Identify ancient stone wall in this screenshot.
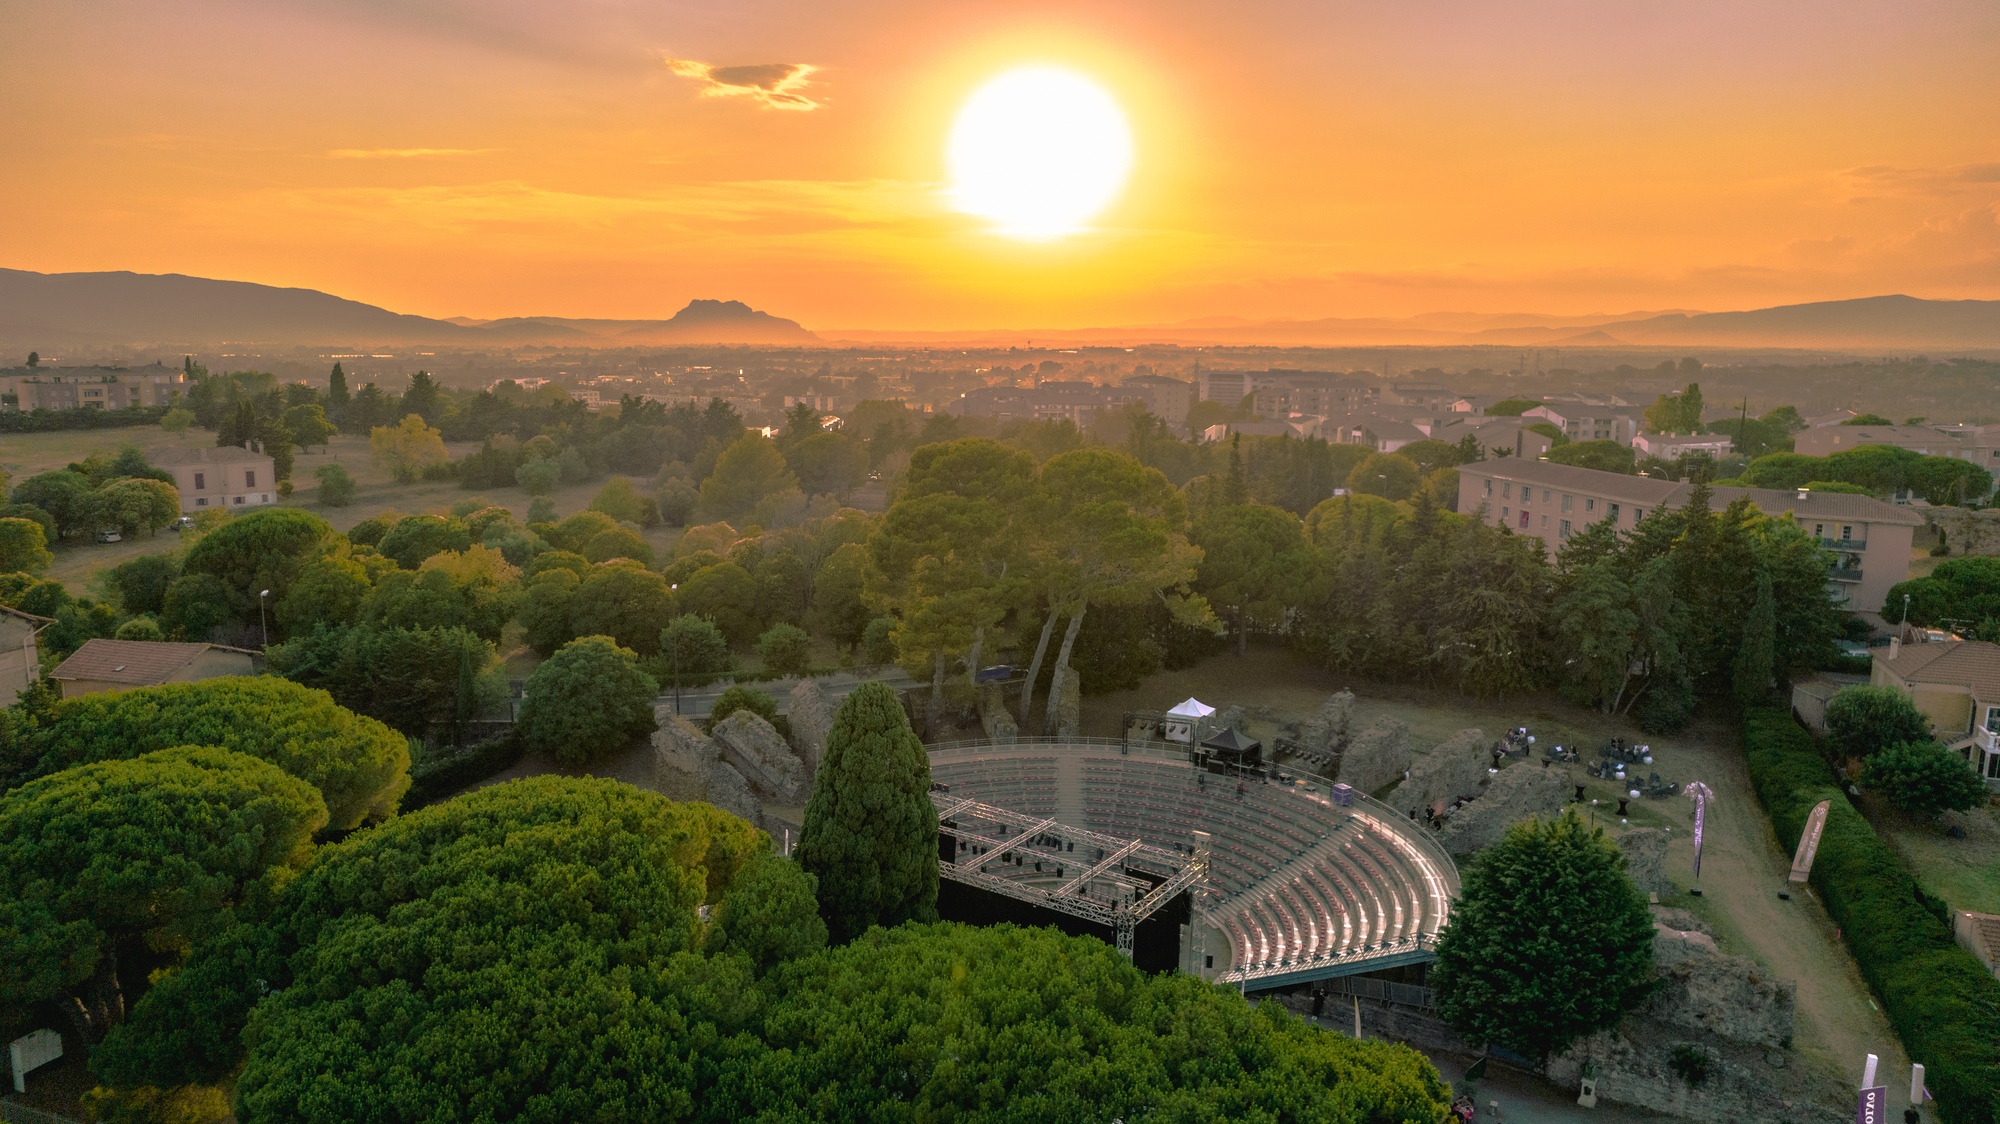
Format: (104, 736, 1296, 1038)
(1300, 690, 1357, 757)
(652, 708, 764, 828)
(980, 681, 1018, 742)
(1437, 764, 1570, 856)
(712, 710, 808, 803)
(786, 679, 834, 778)
(1391, 728, 1488, 817)
(1338, 717, 1412, 795)
(1619, 827, 1672, 896)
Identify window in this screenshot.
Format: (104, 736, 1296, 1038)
(1483, 478, 1492, 495)
(1561, 493, 1573, 513)
(196, 498, 207, 507)
(1543, 490, 1552, 502)
(193, 472, 205, 490)
(1814, 523, 1824, 538)
(1518, 510, 1530, 529)
(1586, 498, 1596, 512)
(1503, 482, 1513, 499)
(234, 496, 245, 505)
(1840, 525, 1853, 541)
(1560, 519, 1572, 539)
(1501, 506, 1510, 522)
(1635, 508, 1645, 521)
(1521, 489, 1530, 507)
(245, 470, 257, 488)
(1985, 706, 2000, 734)
(1541, 515, 1549, 528)
(1607, 502, 1621, 523)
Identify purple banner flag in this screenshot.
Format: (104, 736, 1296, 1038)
(1685, 782, 1714, 879)
(1856, 1086, 1886, 1124)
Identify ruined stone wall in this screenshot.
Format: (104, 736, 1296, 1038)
(653, 708, 764, 828)
(1337, 717, 1412, 795)
(1437, 764, 1571, 856)
(712, 710, 807, 803)
(1391, 728, 1489, 817)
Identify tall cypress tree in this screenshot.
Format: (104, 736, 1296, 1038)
(328, 362, 349, 408)
(1733, 567, 1777, 705)
(795, 681, 938, 943)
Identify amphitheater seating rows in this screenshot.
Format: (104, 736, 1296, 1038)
(930, 744, 1456, 980)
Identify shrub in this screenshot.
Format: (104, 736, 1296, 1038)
(757, 622, 813, 677)
(1824, 685, 1934, 759)
(861, 615, 899, 665)
(709, 685, 778, 730)
(1, 676, 411, 830)
(1862, 741, 1987, 817)
(401, 731, 525, 809)
(656, 614, 731, 691)
(1743, 708, 2000, 1122)
(517, 636, 659, 766)
(314, 463, 356, 507)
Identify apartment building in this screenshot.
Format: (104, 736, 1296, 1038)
(1119, 374, 1194, 427)
(1249, 372, 1372, 420)
(1870, 637, 2000, 790)
(148, 445, 278, 513)
(1793, 423, 1998, 465)
(1633, 432, 1735, 460)
(1457, 458, 1920, 611)
(949, 381, 1149, 426)
(0, 362, 183, 412)
(1382, 380, 1454, 410)
(1524, 403, 1643, 446)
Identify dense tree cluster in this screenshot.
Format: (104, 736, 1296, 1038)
(0, 675, 410, 830)
(1822, 685, 1985, 816)
(80, 774, 1445, 1123)
(7, 444, 180, 542)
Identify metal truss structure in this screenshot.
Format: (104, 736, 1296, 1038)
(934, 794, 1209, 958)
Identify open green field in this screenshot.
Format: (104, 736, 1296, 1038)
(1863, 794, 2000, 916)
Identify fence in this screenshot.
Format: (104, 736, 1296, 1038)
(1322, 974, 1436, 1010)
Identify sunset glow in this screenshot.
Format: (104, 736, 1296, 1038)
(947, 67, 1134, 240)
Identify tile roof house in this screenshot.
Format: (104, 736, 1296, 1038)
(50, 638, 258, 698)
(146, 445, 277, 513)
(1871, 637, 2000, 790)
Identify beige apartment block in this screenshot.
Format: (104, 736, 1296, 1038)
(1457, 459, 1921, 613)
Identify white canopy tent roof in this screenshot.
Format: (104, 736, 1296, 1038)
(1165, 698, 1216, 719)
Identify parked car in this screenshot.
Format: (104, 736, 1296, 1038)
(94, 529, 122, 543)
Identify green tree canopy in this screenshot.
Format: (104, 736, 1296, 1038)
(93, 477, 182, 537)
(657, 614, 731, 690)
(795, 681, 938, 943)
(588, 476, 655, 526)
(700, 433, 798, 520)
(0, 746, 326, 1025)
(178, 509, 344, 634)
(676, 562, 761, 647)
(1347, 452, 1420, 501)
(567, 562, 675, 655)
(1863, 740, 1988, 817)
(757, 622, 813, 676)
(313, 463, 356, 507)
(376, 514, 472, 570)
(1432, 812, 1655, 1059)
(1194, 503, 1314, 654)
(1, 677, 410, 830)
(97, 778, 776, 1111)
(267, 622, 499, 743)
(0, 517, 53, 574)
(1825, 685, 1934, 759)
(786, 431, 869, 498)
(718, 922, 1451, 1122)
(518, 636, 659, 765)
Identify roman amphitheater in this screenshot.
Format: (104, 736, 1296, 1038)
(925, 735, 1459, 988)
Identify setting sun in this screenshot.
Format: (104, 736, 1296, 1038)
(947, 66, 1134, 241)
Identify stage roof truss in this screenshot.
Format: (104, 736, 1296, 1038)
(935, 798, 1207, 953)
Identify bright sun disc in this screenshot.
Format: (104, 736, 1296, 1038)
(948, 67, 1133, 240)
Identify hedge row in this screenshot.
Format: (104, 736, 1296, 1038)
(0, 405, 168, 433)
(1743, 708, 2000, 1123)
(401, 731, 524, 810)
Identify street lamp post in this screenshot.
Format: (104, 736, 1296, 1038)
(259, 589, 271, 647)
(670, 583, 680, 714)
(1903, 593, 1912, 626)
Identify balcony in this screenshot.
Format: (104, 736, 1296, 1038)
(1819, 537, 1866, 550)
(1829, 566, 1865, 583)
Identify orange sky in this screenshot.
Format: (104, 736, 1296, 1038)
(4, 0, 1999, 329)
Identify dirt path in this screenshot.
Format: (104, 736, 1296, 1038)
(1660, 720, 1907, 1089)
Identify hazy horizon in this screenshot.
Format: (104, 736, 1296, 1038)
(5, 0, 1998, 330)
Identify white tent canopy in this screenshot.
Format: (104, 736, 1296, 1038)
(1165, 698, 1216, 719)
(1161, 698, 1216, 743)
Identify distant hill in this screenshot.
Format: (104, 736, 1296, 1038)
(1592, 296, 2000, 350)
(0, 269, 816, 347)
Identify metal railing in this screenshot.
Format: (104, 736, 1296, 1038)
(1322, 974, 1436, 1009)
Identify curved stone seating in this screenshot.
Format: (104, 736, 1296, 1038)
(928, 739, 1458, 984)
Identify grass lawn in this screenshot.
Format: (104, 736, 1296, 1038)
(1861, 792, 2000, 916)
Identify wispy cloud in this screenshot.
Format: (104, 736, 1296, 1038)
(327, 147, 494, 159)
(664, 57, 821, 110)
(1837, 162, 2000, 199)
